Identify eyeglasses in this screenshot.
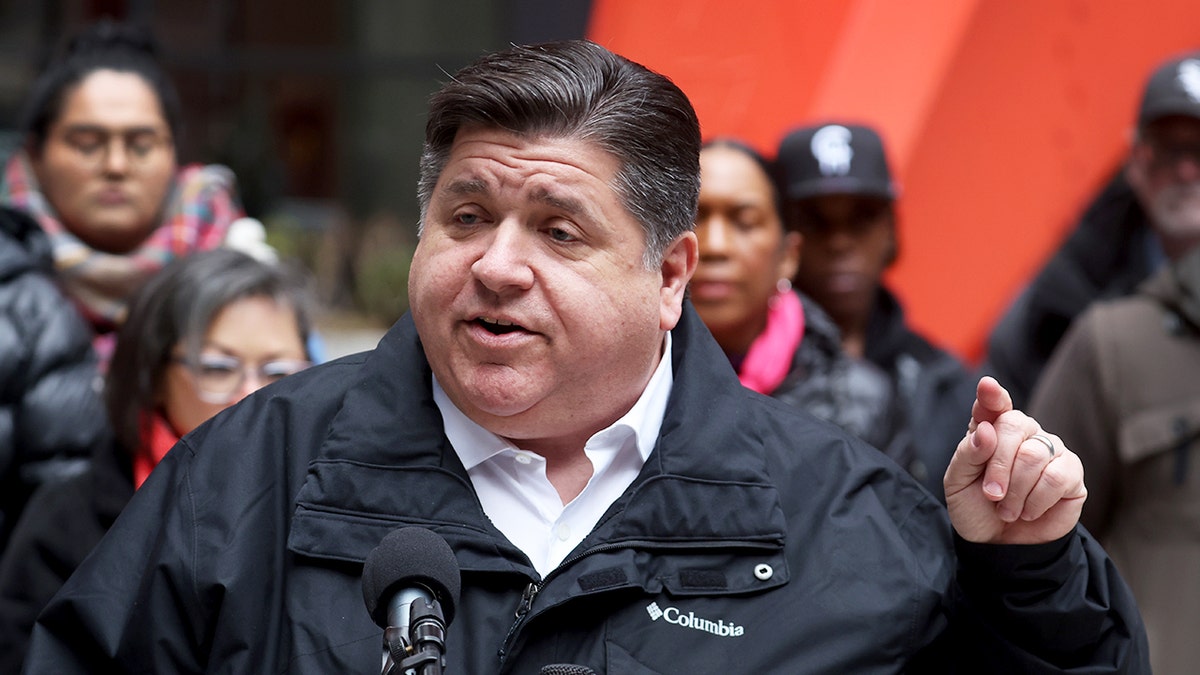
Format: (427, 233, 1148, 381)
(173, 354, 311, 404)
(57, 126, 173, 171)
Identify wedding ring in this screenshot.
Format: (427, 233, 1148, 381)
(1029, 433, 1056, 458)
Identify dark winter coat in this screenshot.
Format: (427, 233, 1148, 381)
(774, 292, 907, 470)
(0, 437, 131, 672)
(26, 306, 1148, 673)
(865, 286, 977, 497)
(0, 206, 108, 551)
(1030, 245, 1200, 675)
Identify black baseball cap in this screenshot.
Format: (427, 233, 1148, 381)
(1138, 51, 1200, 128)
(775, 122, 897, 201)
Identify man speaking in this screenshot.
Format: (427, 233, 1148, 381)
(25, 40, 1147, 673)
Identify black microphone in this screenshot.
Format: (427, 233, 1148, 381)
(539, 665, 597, 675)
(363, 527, 462, 675)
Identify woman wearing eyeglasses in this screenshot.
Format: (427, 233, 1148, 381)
(1, 20, 252, 357)
(0, 19, 266, 558)
(0, 249, 313, 671)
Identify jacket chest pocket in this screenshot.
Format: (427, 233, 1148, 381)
(588, 587, 912, 674)
(508, 546, 790, 673)
(601, 597, 761, 673)
(1119, 403, 1200, 505)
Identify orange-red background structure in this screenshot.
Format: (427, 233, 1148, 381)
(587, 0, 1200, 364)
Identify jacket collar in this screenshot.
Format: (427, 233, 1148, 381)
(0, 206, 52, 279)
(794, 290, 842, 359)
(287, 302, 787, 577)
(864, 285, 910, 365)
(1143, 245, 1200, 331)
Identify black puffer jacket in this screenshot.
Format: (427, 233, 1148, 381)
(0, 435, 131, 672)
(865, 286, 978, 498)
(773, 292, 907, 470)
(0, 206, 108, 550)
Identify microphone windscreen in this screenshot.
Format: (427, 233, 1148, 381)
(539, 665, 597, 675)
(361, 527, 462, 627)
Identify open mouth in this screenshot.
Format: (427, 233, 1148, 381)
(475, 317, 525, 335)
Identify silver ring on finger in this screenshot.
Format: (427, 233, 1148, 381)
(1029, 433, 1056, 458)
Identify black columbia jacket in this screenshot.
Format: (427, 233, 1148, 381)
(26, 306, 1148, 673)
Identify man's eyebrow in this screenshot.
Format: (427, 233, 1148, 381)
(443, 180, 598, 220)
(530, 185, 591, 219)
(444, 178, 489, 196)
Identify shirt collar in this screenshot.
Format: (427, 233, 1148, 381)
(435, 331, 673, 470)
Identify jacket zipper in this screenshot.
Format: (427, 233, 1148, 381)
(495, 541, 630, 667)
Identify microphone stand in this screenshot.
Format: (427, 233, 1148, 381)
(382, 598, 449, 675)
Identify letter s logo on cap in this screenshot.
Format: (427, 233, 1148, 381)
(812, 125, 853, 177)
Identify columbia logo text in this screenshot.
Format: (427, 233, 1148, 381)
(644, 602, 745, 637)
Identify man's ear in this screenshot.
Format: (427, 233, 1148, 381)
(659, 231, 698, 331)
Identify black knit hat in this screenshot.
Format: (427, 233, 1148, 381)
(776, 122, 897, 201)
(1138, 51, 1200, 128)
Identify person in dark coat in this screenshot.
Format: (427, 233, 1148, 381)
(692, 139, 905, 465)
(982, 49, 1200, 408)
(0, 205, 108, 551)
(0, 248, 313, 672)
(1029, 233, 1200, 675)
(1, 20, 252, 363)
(774, 121, 977, 496)
(24, 40, 1147, 674)
(0, 19, 261, 553)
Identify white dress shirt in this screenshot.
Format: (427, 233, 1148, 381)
(434, 333, 673, 577)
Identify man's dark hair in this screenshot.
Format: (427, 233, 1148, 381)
(19, 18, 183, 155)
(418, 40, 701, 267)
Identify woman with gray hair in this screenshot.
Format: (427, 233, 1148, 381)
(0, 18, 270, 560)
(0, 248, 313, 672)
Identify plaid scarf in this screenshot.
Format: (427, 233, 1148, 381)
(1, 151, 242, 355)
